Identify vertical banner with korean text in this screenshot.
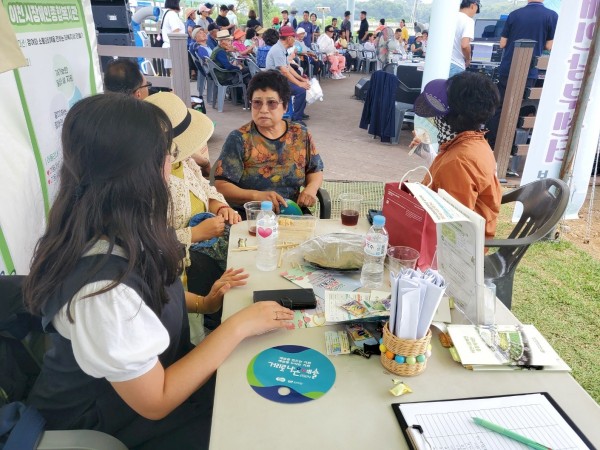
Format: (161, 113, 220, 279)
(0, 0, 102, 274)
(519, 0, 600, 219)
(413, 0, 460, 159)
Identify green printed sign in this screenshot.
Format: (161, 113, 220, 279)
(4, 0, 98, 213)
(0, 226, 16, 275)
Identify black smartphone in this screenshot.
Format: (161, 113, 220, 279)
(253, 288, 317, 310)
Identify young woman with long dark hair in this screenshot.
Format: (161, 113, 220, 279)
(24, 93, 293, 449)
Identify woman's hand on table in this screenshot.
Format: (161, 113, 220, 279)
(203, 268, 249, 313)
(297, 190, 317, 207)
(217, 206, 242, 225)
(253, 191, 287, 213)
(192, 216, 225, 241)
(228, 301, 294, 337)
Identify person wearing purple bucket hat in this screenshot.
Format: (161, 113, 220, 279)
(414, 71, 503, 240)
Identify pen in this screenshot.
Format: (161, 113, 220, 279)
(472, 417, 552, 450)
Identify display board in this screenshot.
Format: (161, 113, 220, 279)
(0, 0, 102, 274)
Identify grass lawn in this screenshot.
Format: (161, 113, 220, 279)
(496, 206, 600, 403)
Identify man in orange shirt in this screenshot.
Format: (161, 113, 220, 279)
(414, 72, 502, 239)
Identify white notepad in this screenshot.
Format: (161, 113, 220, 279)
(393, 393, 592, 449)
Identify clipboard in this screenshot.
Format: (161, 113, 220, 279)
(391, 392, 596, 450)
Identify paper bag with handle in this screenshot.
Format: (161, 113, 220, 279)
(381, 167, 437, 271)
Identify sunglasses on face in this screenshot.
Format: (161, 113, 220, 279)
(251, 99, 283, 110)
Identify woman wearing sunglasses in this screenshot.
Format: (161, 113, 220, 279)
(214, 70, 324, 215)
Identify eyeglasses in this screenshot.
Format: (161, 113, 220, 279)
(135, 81, 152, 91)
(251, 99, 283, 110)
(170, 144, 180, 161)
(326, 30, 333, 33)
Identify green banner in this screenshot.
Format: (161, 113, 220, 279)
(0, 226, 16, 275)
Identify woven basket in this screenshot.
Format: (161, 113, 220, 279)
(380, 323, 432, 376)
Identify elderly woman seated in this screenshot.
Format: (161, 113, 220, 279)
(214, 70, 324, 215)
(414, 71, 502, 239)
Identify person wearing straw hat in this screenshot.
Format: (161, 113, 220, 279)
(412, 71, 502, 239)
(25, 93, 294, 450)
(146, 92, 243, 338)
(185, 8, 198, 80)
(254, 25, 266, 46)
(210, 30, 250, 85)
(185, 7, 197, 39)
(410, 32, 425, 58)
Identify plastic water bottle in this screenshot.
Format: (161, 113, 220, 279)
(360, 215, 389, 289)
(408, 51, 413, 61)
(255, 201, 279, 271)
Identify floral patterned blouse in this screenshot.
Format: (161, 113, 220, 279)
(214, 120, 324, 205)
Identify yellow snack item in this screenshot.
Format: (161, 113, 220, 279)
(390, 382, 413, 397)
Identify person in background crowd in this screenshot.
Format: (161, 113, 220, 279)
(289, 9, 298, 29)
(310, 13, 321, 43)
(146, 92, 244, 339)
(196, 4, 211, 30)
(210, 30, 250, 85)
(207, 23, 219, 49)
(280, 9, 291, 27)
(358, 11, 369, 43)
(255, 26, 266, 46)
(265, 26, 310, 125)
(413, 72, 501, 240)
(399, 19, 409, 42)
(232, 28, 254, 57)
(25, 93, 294, 450)
(204, 2, 215, 24)
(393, 28, 407, 55)
(103, 58, 152, 100)
(297, 11, 314, 47)
(272, 16, 281, 31)
(410, 32, 425, 57)
(486, 0, 558, 164)
(226, 4, 238, 29)
(257, 28, 278, 68)
(317, 25, 346, 79)
(185, 8, 197, 40)
(294, 27, 323, 77)
(185, 8, 198, 80)
(214, 70, 324, 215)
(247, 9, 261, 28)
(341, 10, 352, 43)
(450, 0, 480, 76)
(161, 0, 185, 75)
(421, 30, 429, 55)
(363, 33, 376, 52)
(375, 18, 386, 35)
(244, 27, 259, 55)
(216, 4, 233, 31)
(190, 27, 212, 59)
(331, 17, 340, 41)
